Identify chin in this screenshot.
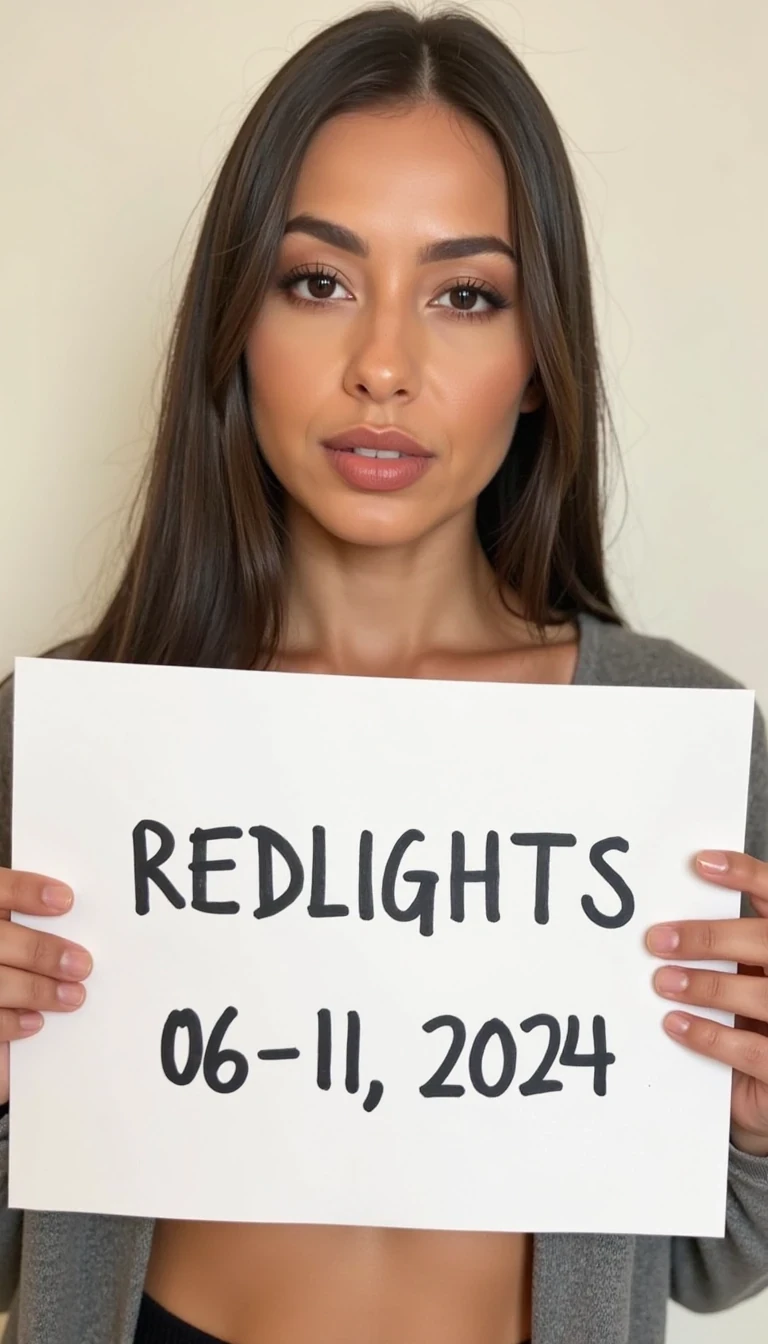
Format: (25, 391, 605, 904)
(313, 498, 439, 549)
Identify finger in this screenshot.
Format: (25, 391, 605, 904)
(695, 851, 768, 905)
(663, 1011, 768, 1085)
(0, 870, 73, 920)
(654, 964, 768, 1023)
(0, 966, 86, 1012)
(0, 1009, 45, 1040)
(0, 922, 92, 982)
(647, 917, 768, 966)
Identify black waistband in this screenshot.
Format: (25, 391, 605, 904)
(133, 1294, 226, 1344)
(134, 1291, 532, 1344)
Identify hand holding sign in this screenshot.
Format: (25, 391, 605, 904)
(8, 661, 759, 1234)
(6, 851, 768, 1156)
(0, 871, 90, 1104)
(649, 850, 768, 1157)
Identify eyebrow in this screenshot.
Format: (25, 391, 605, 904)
(283, 212, 517, 265)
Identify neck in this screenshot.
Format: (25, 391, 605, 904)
(279, 501, 535, 677)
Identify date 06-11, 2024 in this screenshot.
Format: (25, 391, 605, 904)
(160, 1007, 616, 1113)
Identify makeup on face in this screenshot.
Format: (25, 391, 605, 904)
(320, 423, 436, 493)
(245, 104, 538, 546)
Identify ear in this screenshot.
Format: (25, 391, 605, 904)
(519, 370, 545, 414)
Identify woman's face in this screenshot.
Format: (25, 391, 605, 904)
(245, 100, 541, 548)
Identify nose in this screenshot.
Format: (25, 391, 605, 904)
(341, 297, 421, 405)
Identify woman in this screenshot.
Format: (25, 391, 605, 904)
(0, 5, 766, 1342)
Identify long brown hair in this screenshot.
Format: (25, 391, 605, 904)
(80, 1, 622, 670)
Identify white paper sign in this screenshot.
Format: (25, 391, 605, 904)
(9, 657, 754, 1235)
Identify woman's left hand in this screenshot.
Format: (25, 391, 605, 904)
(647, 850, 768, 1157)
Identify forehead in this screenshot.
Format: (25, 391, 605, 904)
(287, 102, 512, 246)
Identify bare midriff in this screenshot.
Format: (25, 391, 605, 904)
(143, 1222, 534, 1344)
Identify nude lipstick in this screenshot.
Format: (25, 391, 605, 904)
(321, 424, 436, 492)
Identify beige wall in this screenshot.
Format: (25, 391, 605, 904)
(1, 2, 766, 1338)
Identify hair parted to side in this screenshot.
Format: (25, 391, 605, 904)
(80, 1, 622, 671)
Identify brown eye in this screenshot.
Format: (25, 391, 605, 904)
(277, 264, 351, 306)
(433, 281, 507, 318)
(303, 274, 340, 301)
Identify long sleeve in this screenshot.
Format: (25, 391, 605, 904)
(0, 670, 23, 1309)
(670, 700, 768, 1310)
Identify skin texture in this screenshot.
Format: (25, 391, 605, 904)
(3, 100, 768, 1344)
(242, 99, 574, 689)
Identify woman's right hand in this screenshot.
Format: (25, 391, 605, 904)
(0, 868, 92, 1106)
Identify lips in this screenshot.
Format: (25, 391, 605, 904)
(320, 425, 434, 458)
(320, 424, 436, 493)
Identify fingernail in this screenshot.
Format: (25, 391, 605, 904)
(655, 967, 690, 996)
(696, 851, 729, 873)
(56, 982, 85, 1006)
(647, 925, 680, 954)
(41, 885, 73, 911)
(19, 1012, 43, 1034)
(59, 948, 92, 979)
(665, 1011, 691, 1037)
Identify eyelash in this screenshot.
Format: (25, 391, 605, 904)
(276, 262, 511, 323)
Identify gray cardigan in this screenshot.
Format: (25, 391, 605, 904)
(0, 611, 767, 1344)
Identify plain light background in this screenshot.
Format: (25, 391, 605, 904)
(1, 0, 766, 1338)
